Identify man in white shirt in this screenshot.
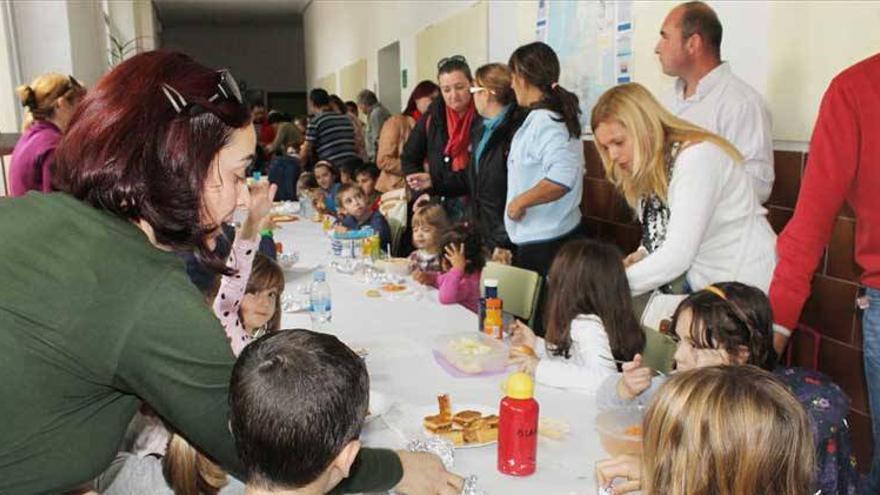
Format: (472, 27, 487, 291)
(656, 1, 774, 203)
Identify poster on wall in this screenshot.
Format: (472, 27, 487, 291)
(538, 0, 634, 136)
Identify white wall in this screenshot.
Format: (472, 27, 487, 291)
(12, 0, 74, 83)
(161, 22, 306, 92)
(303, 0, 480, 111)
(0, 4, 21, 132)
(67, 0, 108, 87)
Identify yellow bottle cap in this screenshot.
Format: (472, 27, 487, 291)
(505, 371, 534, 400)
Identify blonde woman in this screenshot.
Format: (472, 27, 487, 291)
(591, 82, 776, 296)
(597, 365, 815, 495)
(10, 73, 85, 196)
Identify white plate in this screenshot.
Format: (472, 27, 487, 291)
(365, 390, 392, 424)
(417, 402, 498, 449)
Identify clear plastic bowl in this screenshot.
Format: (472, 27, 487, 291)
(379, 258, 411, 278)
(595, 405, 646, 456)
(433, 332, 508, 375)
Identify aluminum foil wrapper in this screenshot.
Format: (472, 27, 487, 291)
(404, 438, 487, 495)
(406, 437, 454, 470)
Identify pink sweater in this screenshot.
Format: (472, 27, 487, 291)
(212, 235, 259, 356)
(433, 268, 481, 313)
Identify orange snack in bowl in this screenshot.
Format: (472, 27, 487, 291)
(623, 425, 643, 437)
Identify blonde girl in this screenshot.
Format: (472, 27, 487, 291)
(10, 73, 86, 195)
(591, 82, 776, 297)
(409, 201, 451, 278)
(597, 365, 815, 495)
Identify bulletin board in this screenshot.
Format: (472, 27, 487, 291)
(315, 72, 337, 94)
(415, 1, 488, 83)
(339, 58, 367, 102)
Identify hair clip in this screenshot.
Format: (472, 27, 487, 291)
(161, 83, 188, 114)
(22, 86, 37, 109)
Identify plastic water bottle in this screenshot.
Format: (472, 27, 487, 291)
(299, 193, 312, 217)
(309, 271, 332, 330)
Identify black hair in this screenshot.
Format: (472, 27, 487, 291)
(355, 162, 380, 180)
(679, 1, 723, 58)
(437, 58, 473, 82)
(344, 101, 358, 115)
(334, 156, 364, 180)
(356, 89, 378, 107)
(508, 42, 582, 139)
(328, 94, 346, 114)
(309, 88, 330, 107)
(267, 110, 286, 125)
(229, 330, 368, 489)
(543, 239, 644, 363)
(670, 283, 775, 370)
(439, 223, 486, 275)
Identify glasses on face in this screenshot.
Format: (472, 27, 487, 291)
(161, 69, 243, 114)
(437, 54, 467, 71)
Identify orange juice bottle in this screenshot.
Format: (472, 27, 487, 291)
(484, 299, 503, 339)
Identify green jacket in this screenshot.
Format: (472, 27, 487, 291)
(0, 193, 401, 494)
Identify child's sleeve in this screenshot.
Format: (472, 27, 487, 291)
(212, 233, 259, 357)
(436, 268, 465, 305)
(372, 212, 392, 249)
(534, 316, 618, 394)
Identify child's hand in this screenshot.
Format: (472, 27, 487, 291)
(412, 269, 433, 286)
(508, 352, 538, 376)
(596, 454, 643, 494)
(491, 248, 513, 265)
(444, 243, 466, 272)
(334, 225, 349, 234)
(506, 195, 527, 221)
(247, 180, 277, 223)
(509, 320, 537, 350)
(617, 354, 653, 400)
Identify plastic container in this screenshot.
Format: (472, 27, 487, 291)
(595, 406, 646, 456)
(379, 257, 411, 278)
(433, 332, 509, 375)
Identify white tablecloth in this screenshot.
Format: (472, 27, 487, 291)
(276, 218, 607, 494)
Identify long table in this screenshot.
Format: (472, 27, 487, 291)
(276, 217, 607, 494)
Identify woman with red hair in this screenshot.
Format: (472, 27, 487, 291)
(0, 51, 459, 494)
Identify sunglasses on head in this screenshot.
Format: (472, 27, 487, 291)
(161, 69, 242, 115)
(437, 55, 467, 71)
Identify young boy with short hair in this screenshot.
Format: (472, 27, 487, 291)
(229, 330, 370, 494)
(335, 184, 391, 248)
(355, 163, 382, 212)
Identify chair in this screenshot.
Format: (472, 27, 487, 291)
(784, 323, 822, 370)
(378, 191, 407, 256)
(641, 325, 677, 375)
(480, 262, 542, 327)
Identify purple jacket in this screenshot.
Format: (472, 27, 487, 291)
(9, 121, 61, 196)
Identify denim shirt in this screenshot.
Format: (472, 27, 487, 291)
(505, 109, 584, 244)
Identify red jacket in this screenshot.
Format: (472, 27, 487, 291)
(770, 53, 880, 329)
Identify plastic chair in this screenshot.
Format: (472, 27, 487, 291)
(480, 262, 542, 327)
(641, 325, 677, 375)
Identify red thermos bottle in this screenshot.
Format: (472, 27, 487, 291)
(497, 371, 539, 476)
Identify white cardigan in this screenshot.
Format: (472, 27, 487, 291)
(626, 142, 777, 296)
(534, 314, 618, 394)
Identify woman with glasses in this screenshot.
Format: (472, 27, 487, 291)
(0, 51, 461, 495)
(596, 282, 859, 495)
(466, 63, 527, 260)
(505, 42, 586, 335)
(402, 55, 480, 221)
(9, 73, 86, 196)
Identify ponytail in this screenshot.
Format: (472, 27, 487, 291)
(163, 434, 228, 495)
(509, 42, 582, 139)
(541, 84, 582, 139)
(14, 73, 85, 131)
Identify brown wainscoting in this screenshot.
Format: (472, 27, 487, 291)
(581, 142, 873, 473)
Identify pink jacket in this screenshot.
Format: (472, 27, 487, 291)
(434, 268, 481, 313)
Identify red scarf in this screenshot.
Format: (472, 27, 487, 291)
(444, 102, 475, 172)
